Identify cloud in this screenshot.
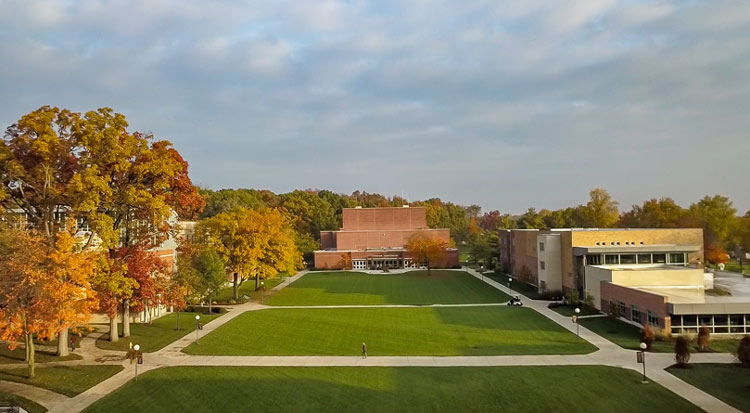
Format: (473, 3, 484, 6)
(0, 0, 749, 213)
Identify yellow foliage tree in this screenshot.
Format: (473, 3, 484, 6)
(195, 208, 302, 300)
(405, 233, 449, 275)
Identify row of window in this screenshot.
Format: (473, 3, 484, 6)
(671, 314, 750, 334)
(595, 241, 644, 246)
(611, 301, 659, 326)
(586, 252, 686, 266)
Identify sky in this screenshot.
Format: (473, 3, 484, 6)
(1, 0, 749, 214)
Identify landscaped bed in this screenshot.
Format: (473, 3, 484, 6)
(667, 363, 750, 412)
(580, 317, 741, 353)
(95, 312, 221, 353)
(82, 365, 699, 412)
(267, 270, 509, 306)
(183, 306, 596, 356)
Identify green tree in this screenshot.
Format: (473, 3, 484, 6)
(518, 208, 544, 229)
(687, 195, 738, 249)
(195, 248, 226, 313)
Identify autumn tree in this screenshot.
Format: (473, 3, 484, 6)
(72, 108, 203, 341)
(619, 198, 686, 228)
(0, 228, 98, 378)
(196, 208, 302, 300)
(581, 188, 619, 228)
(405, 233, 449, 275)
(194, 248, 226, 313)
(674, 336, 691, 368)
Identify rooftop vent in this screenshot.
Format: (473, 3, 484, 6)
(403, 204, 409, 208)
(355, 206, 362, 209)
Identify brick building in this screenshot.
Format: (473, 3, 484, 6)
(497, 228, 750, 336)
(313, 206, 458, 270)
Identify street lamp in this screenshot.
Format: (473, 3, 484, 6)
(133, 344, 141, 381)
(261, 281, 265, 304)
(639, 342, 648, 383)
(508, 278, 512, 294)
(480, 265, 484, 282)
(195, 314, 201, 344)
(574, 308, 581, 336)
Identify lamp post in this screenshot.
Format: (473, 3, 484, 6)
(639, 342, 648, 383)
(261, 281, 265, 304)
(480, 265, 484, 282)
(133, 344, 140, 381)
(508, 278, 512, 294)
(574, 308, 581, 336)
(195, 314, 201, 344)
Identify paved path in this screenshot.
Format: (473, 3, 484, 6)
(7, 268, 744, 413)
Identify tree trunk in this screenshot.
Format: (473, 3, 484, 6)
(176, 310, 181, 331)
(109, 316, 119, 342)
(208, 295, 212, 314)
(24, 332, 30, 362)
(27, 333, 35, 379)
(255, 273, 259, 291)
(233, 273, 239, 300)
(427, 260, 431, 276)
(57, 327, 69, 357)
(122, 300, 131, 337)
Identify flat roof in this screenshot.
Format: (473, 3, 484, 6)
(590, 264, 695, 272)
(574, 245, 701, 254)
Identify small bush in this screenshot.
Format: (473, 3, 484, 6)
(640, 324, 655, 350)
(674, 336, 691, 367)
(697, 325, 711, 351)
(736, 335, 750, 367)
(655, 328, 672, 342)
(584, 291, 595, 308)
(183, 306, 227, 315)
(565, 290, 579, 308)
(608, 302, 621, 320)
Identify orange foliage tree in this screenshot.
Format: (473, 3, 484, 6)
(0, 228, 98, 378)
(405, 233, 449, 275)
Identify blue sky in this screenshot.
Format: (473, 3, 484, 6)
(1, 0, 749, 214)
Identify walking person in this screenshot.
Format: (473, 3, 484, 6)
(70, 335, 77, 352)
(361, 342, 367, 359)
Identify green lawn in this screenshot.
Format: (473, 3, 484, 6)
(0, 345, 81, 364)
(667, 363, 750, 412)
(486, 273, 542, 299)
(184, 306, 595, 356)
(0, 365, 123, 397)
(580, 317, 740, 353)
(95, 312, 221, 353)
(0, 390, 47, 413)
(215, 276, 287, 304)
(267, 270, 509, 306)
(551, 306, 601, 317)
(83, 365, 698, 413)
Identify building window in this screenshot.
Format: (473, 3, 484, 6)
(76, 217, 90, 232)
(352, 259, 366, 269)
(647, 311, 658, 326)
(631, 306, 642, 324)
(653, 253, 667, 264)
(669, 253, 685, 265)
(637, 254, 651, 264)
(620, 254, 636, 264)
(617, 301, 627, 317)
(540, 261, 546, 270)
(586, 254, 602, 265)
(539, 242, 545, 252)
(605, 254, 619, 265)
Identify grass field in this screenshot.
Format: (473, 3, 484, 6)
(83, 365, 698, 413)
(0, 390, 47, 413)
(580, 317, 740, 353)
(184, 306, 596, 356)
(0, 345, 81, 364)
(267, 270, 509, 306)
(95, 312, 221, 353)
(667, 363, 750, 412)
(215, 276, 287, 303)
(0, 365, 123, 397)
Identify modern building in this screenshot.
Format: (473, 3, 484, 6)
(313, 206, 458, 270)
(499, 228, 750, 335)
